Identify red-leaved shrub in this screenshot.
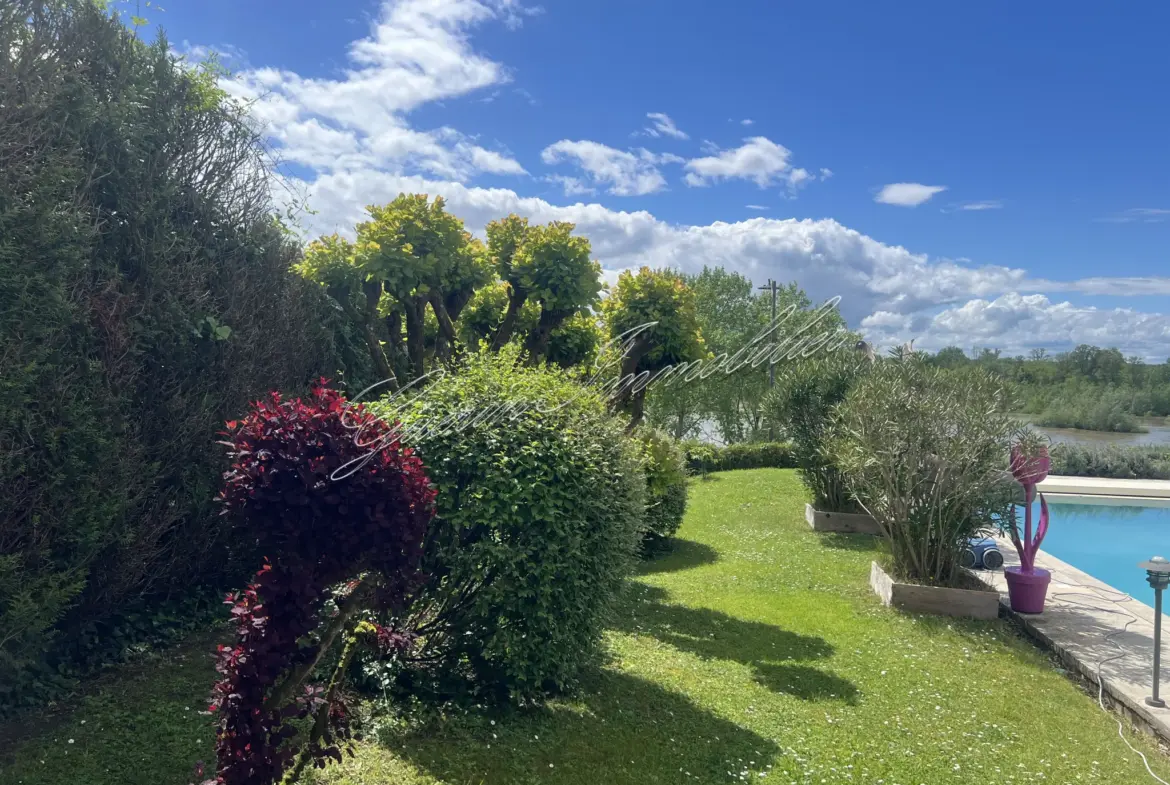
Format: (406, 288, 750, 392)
(205, 384, 434, 785)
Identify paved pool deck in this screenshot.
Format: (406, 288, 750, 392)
(987, 475, 1170, 743)
(1039, 474, 1170, 500)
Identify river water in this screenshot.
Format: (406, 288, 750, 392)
(1025, 417, 1170, 447)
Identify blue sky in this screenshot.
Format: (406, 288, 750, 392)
(149, 0, 1170, 358)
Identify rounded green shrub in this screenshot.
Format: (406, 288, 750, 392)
(371, 348, 645, 703)
(637, 428, 689, 550)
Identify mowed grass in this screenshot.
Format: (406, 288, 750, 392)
(3, 468, 1167, 784)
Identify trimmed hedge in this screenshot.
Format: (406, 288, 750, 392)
(681, 441, 796, 474)
(375, 349, 646, 703)
(637, 428, 689, 550)
(1049, 443, 1170, 480)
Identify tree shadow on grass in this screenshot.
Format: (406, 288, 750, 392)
(753, 663, 860, 704)
(638, 539, 719, 576)
(613, 585, 859, 704)
(381, 669, 780, 785)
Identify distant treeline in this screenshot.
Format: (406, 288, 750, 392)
(925, 345, 1170, 432)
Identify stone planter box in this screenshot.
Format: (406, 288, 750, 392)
(805, 503, 881, 535)
(869, 561, 1000, 620)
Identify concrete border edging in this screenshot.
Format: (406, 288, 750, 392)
(869, 561, 1001, 620)
(805, 503, 882, 534)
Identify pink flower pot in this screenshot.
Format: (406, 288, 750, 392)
(1005, 566, 1051, 614)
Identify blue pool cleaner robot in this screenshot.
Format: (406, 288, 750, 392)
(961, 537, 1004, 570)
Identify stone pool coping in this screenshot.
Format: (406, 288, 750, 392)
(1039, 475, 1170, 499)
(984, 537, 1170, 744)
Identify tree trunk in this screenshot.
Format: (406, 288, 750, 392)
(626, 388, 647, 432)
(403, 295, 428, 380)
(489, 288, 527, 352)
(445, 288, 473, 324)
(522, 306, 571, 365)
(429, 290, 459, 362)
(384, 306, 404, 370)
(352, 279, 396, 391)
(613, 337, 650, 431)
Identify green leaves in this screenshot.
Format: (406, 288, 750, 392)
(636, 428, 689, 549)
(370, 347, 645, 703)
(831, 357, 1018, 586)
(601, 267, 706, 371)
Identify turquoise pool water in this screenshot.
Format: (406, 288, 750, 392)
(1039, 498, 1170, 601)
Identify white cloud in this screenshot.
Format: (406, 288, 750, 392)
(1100, 207, 1170, 224)
(541, 140, 680, 196)
(292, 169, 1170, 358)
(643, 112, 689, 140)
(179, 41, 249, 67)
(543, 174, 595, 196)
(863, 293, 1170, 360)
(875, 182, 947, 207)
(225, 2, 1170, 361)
(745, 204, 769, 211)
(741, 118, 754, 126)
(819, 168, 833, 180)
(958, 200, 1003, 211)
(684, 137, 812, 190)
(218, 0, 529, 182)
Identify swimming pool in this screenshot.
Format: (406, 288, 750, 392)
(1038, 496, 1170, 601)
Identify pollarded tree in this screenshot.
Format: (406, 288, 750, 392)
(601, 267, 706, 430)
(486, 216, 603, 363)
(295, 235, 398, 387)
(517, 222, 603, 362)
(357, 194, 491, 379)
(459, 278, 539, 349)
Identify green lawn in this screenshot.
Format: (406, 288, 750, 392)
(3, 468, 1166, 784)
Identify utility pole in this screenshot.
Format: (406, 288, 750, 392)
(758, 279, 778, 441)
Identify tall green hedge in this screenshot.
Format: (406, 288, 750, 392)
(0, 1, 369, 708)
(681, 441, 796, 474)
(637, 428, 689, 549)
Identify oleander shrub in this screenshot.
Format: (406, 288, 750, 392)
(370, 348, 646, 703)
(764, 350, 869, 512)
(681, 441, 796, 473)
(832, 358, 1017, 587)
(0, 2, 369, 710)
(637, 428, 689, 550)
(1049, 443, 1170, 480)
(209, 385, 434, 785)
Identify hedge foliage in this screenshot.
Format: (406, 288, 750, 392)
(763, 350, 870, 512)
(0, 1, 368, 709)
(636, 428, 689, 549)
(1049, 443, 1170, 480)
(372, 349, 646, 703)
(681, 441, 797, 474)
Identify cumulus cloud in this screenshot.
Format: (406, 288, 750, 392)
(220, 1, 1170, 360)
(290, 169, 1170, 358)
(874, 182, 947, 207)
(541, 141, 682, 196)
(684, 137, 812, 190)
(863, 293, 1170, 361)
(643, 112, 689, 140)
(218, 0, 529, 182)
